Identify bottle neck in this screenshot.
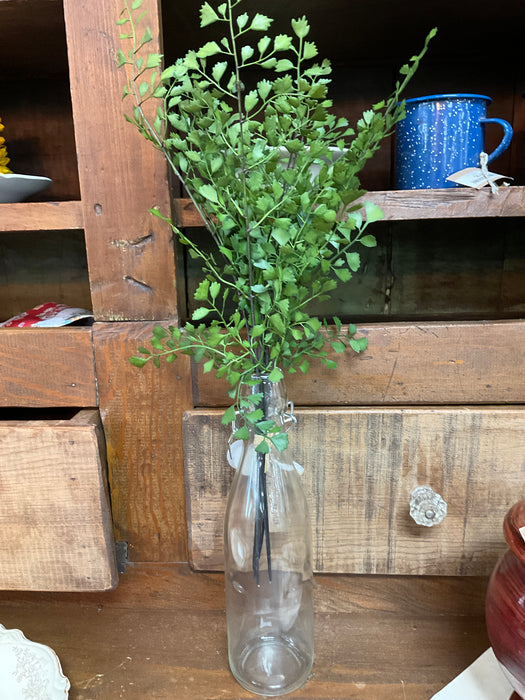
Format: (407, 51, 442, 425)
(241, 374, 287, 424)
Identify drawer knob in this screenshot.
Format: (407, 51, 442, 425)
(409, 486, 447, 527)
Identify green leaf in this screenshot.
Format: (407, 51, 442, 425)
(268, 367, 284, 382)
(346, 252, 361, 271)
(241, 45, 254, 63)
(192, 306, 210, 320)
(360, 234, 377, 248)
(258, 35, 271, 55)
(331, 341, 346, 353)
(236, 12, 249, 30)
(130, 356, 148, 367)
(212, 61, 228, 82)
(197, 41, 221, 58)
(131, 0, 142, 9)
(291, 16, 310, 38)
(194, 279, 210, 301)
(255, 439, 270, 454)
(200, 1, 219, 27)
(275, 59, 295, 72)
(271, 227, 291, 246)
(274, 34, 293, 51)
(350, 337, 369, 353)
(203, 359, 214, 373)
(269, 432, 289, 452)
(221, 405, 237, 425)
(334, 268, 352, 282)
(364, 201, 384, 223)
(302, 41, 318, 60)
(198, 184, 219, 203)
(250, 13, 273, 31)
(210, 281, 221, 301)
(232, 426, 250, 440)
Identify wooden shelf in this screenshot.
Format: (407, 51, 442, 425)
(0, 563, 490, 698)
(173, 186, 525, 228)
(0, 201, 84, 232)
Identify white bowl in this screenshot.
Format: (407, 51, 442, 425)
(0, 173, 52, 203)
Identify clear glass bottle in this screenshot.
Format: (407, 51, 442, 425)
(224, 376, 314, 697)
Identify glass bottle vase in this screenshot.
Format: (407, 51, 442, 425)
(224, 376, 314, 697)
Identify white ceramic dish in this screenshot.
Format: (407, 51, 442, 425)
(0, 173, 52, 203)
(0, 624, 70, 698)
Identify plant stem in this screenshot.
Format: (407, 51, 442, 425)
(252, 375, 272, 585)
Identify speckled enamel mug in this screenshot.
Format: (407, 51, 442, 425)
(394, 93, 513, 189)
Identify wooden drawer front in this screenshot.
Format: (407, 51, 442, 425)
(0, 409, 117, 590)
(184, 407, 525, 576)
(0, 327, 97, 408)
(192, 321, 525, 407)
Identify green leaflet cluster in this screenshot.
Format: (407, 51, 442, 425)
(118, 0, 436, 451)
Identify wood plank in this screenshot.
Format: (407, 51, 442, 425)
(93, 321, 194, 562)
(0, 201, 83, 231)
(0, 409, 117, 590)
(0, 563, 490, 699)
(0, 327, 97, 407)
(174, 187, 525, 227)
(193, 320, 525, 406)
(64, 0, 178, 321)
(184, 407, 525, 575)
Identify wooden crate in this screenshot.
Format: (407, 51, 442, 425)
(184, 406, 525, 576)
(0, 409, 117, 591)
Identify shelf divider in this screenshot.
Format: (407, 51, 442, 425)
(0, 201, 84, 232)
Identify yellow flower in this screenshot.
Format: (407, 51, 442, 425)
(0, 117, 12, 174)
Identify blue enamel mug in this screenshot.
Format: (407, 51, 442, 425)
(394, 93, 513, 189)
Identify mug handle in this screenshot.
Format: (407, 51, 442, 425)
(480, 117, 513, 163)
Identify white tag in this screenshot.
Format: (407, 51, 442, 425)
(519, 525, 525, 544)
(446, 167, 512, 189)
(431, 648, 513, 699)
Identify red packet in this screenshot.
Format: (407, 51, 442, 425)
(0, 302, 93, 328)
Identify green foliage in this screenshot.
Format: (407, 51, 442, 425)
(118, 0, 435, 445)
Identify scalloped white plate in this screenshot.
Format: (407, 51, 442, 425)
(0, 173, 52, 203)
(0, 625, 70, 698)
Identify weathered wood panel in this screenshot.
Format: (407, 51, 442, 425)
(0, 409, 117, 590)
(93, 321, 194, 562)
(184, 407, 525, 575)
(0, 202, 83, 232)
(64, 0, 178, 321)
(193, 320, 525, 407)
(0, 327, 97, 408)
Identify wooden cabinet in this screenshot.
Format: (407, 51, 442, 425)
(0, 0, 522, 694)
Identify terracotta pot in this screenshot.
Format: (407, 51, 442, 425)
(486, 501, 525, 699)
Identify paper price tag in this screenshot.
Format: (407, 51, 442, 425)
(446, 167, 512, 189)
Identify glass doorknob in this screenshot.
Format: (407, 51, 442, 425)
(409, 486, 447, 527)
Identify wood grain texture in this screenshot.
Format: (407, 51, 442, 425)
(93, 321, 194, 562)
(193, 320, 525, 407)
(173, 187, 525, 228)
(184, 407, 525, 575)
(0, 202, 83, 232)
(0, 327, 97, 407)
(0, 563, 490, 699)
(0, 409, 117, 590)
(63, 0, 178, 321)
